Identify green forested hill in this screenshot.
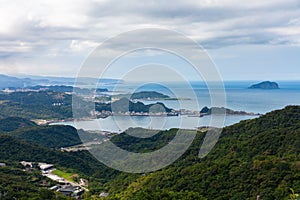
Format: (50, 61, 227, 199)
(0, 91, 73, 119)
(0, 117, 82, 148)
(0, 106, 299, 199)
(0, 135, 115, 179)
(103, 106, 300, 200)
(9, 125, 82, 148)
(0, 117, 37, 132)
(0, 134, 123, 199)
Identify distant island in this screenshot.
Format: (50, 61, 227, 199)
(112, 91, 190, 101)
(130, 91, 170, 100)
(200, 106, 259, 117)
(248, 81, 279, 89)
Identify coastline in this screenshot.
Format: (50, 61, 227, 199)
(50, 114, 259, 133)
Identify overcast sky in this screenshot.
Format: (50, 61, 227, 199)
(0, 0, 299, 80)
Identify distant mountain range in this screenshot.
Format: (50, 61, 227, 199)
(0, 74, 122, 89)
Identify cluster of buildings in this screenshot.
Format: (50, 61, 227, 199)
(92, 110, 180, 119)
(52, 102, 64, 106)
(19, 161, 88, 198)
(50, 185, 85, 198)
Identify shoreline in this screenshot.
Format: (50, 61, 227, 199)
(49, 114, 259, 133)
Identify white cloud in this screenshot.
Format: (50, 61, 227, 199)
(70, 40, 99, 52)
(0, 0, 299, 77)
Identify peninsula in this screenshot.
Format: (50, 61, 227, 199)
(94, 97, 178, 118)
(200, 106, 259, 117)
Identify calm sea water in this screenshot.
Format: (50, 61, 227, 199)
(54, 81, 300, 132)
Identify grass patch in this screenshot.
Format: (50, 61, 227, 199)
(52, 169, 75, 182)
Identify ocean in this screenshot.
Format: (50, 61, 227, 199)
(54, 81, 300, 132)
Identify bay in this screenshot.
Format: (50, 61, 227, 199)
(52, 81, 300, 132)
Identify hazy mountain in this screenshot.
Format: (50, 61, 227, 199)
(0, 74, 122, 89)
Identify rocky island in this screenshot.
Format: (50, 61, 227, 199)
(248, 81, 279, 89)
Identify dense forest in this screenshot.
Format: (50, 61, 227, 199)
(0, 91, 74, 119)
(0, 106, 299, 199)
(101, 106, 300, 199)
(0, 117, 37, 132)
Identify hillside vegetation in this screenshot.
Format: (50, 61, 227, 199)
(0, 117, 37, 132)
(0, 91, 73, 119)
(0, 117, 82, 148)
(0, 106, 299, 199)
(104, 106, 300, 199)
